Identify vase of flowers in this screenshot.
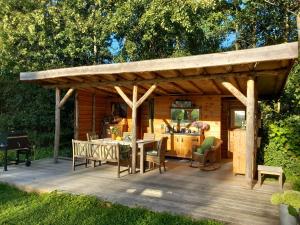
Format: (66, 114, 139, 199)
(191, 121, 210, 134)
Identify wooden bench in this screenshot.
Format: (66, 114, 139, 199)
(72, 140, 131, 178)
(257, 165, 283, 189)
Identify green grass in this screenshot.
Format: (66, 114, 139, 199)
(0, 183, 222, 225)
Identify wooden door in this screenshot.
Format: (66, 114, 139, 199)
(181, 136, 192, 158)
(231, 129, 246, 174)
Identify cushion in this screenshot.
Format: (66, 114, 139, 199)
(146, 150, 158, 156)
(197, 136, 215, 154)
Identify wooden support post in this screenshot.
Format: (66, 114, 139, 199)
(59, 88, 75, 109)
(246, 76, 255, 187)
(131, 85, 138, 173)
(114, 86, 133, 108)
(54, 88, 61, 163)
(115, 84, 156, 173)
(136, 84, 157, 108)
(221, 80, 247, 106)
(74, 91, 79, 140)
(92, 94, 96, 132)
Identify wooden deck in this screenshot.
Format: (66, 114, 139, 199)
(0, 159, 280, 225)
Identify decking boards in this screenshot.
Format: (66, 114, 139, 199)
(0, 159, 280, 225)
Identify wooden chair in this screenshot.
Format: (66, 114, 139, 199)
(72, 140, 131, 178)
(145, 137, 168, 173)
(143, 133, 155, 140)
(86, 132, 99, 141)
(191, 137, 222, 170)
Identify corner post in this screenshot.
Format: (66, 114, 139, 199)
(74, 91, 79, 140)
(131, 85, 138, 173)
(246, 76, 255, 187)
(54, 88, 61, 163)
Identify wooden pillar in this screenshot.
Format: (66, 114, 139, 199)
(246, 76, 255, 187)
(74, 91, 79, 140)
(114, 84, 156, 173)
(131, 85, 138, 173)
(54, 88, 61, 163)
(92, 94, 96, 132)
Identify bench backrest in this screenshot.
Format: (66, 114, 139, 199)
(7, 135, 31, 150)
(72, 140, 120, 162)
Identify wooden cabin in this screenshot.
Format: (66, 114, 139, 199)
(20, 42, 298, 186)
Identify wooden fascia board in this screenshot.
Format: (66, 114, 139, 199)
(20, 42, 297, 81)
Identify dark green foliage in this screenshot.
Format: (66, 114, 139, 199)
(259, 65, 300, 190)
(0, 183, 222, 225)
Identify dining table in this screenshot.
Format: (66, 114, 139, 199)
(92, 138, 158, 174)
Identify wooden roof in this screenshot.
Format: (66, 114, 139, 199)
(20, 42, 298, 98)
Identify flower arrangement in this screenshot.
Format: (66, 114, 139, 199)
(191, 121, 210, 131)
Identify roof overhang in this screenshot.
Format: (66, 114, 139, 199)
(20, 42, 298, 98)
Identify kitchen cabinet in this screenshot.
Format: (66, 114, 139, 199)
(165, 134, 203, 158)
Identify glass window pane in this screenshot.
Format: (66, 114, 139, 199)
(234, 110, 246, 127)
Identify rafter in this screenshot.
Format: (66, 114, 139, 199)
(44, 69, 287, 89)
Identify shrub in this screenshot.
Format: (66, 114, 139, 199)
(271, 190, 300, 217)
(263, 115, 300, 190)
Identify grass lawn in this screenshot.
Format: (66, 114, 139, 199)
(0, 183, 222, 225)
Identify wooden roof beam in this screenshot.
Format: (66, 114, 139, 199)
(210, 80, 222, 95)
(175, 70, 204, 94)
(221, 79, 247, 106)
(45, 69, 286, 89)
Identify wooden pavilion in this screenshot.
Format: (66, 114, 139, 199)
(20, 42, 298, 187)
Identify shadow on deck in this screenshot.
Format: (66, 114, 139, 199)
(0, 158, 280, 225)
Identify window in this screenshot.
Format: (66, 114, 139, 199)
(171, 108, 200, 124)
(231, 109, 246, 128)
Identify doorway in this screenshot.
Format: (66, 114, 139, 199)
(221, 98, 246, 159)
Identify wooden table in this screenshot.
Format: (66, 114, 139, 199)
(92, 139, 157, 174)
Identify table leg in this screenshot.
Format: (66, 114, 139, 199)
(140, 145, 144, 174)
(258, 171, 261, 187)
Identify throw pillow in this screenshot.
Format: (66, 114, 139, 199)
(197, 136, 215, 154)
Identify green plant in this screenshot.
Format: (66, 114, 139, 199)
(111, 127, 120, 135)
(271, 191, 300, 217)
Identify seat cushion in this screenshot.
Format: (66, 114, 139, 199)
(146, 150, 158, 156)
(197, 136, 215, 154)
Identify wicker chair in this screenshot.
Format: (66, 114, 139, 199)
(145, 136, 168, 173)
(191, 137, 222, 170)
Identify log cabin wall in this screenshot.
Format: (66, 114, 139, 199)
(77, 91, 221, 142)
(77, 90, 107, 140)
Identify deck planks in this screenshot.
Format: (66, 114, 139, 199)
(0, 159, 280, 225)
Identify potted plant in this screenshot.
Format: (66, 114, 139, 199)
(271, 190, 300, 225)
(110, 127, 120, 140)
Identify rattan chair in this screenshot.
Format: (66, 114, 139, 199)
(145, 136, 168, 173)
(191, 137, 222, 170)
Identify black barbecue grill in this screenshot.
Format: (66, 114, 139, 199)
(0, 131, 32, 171)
